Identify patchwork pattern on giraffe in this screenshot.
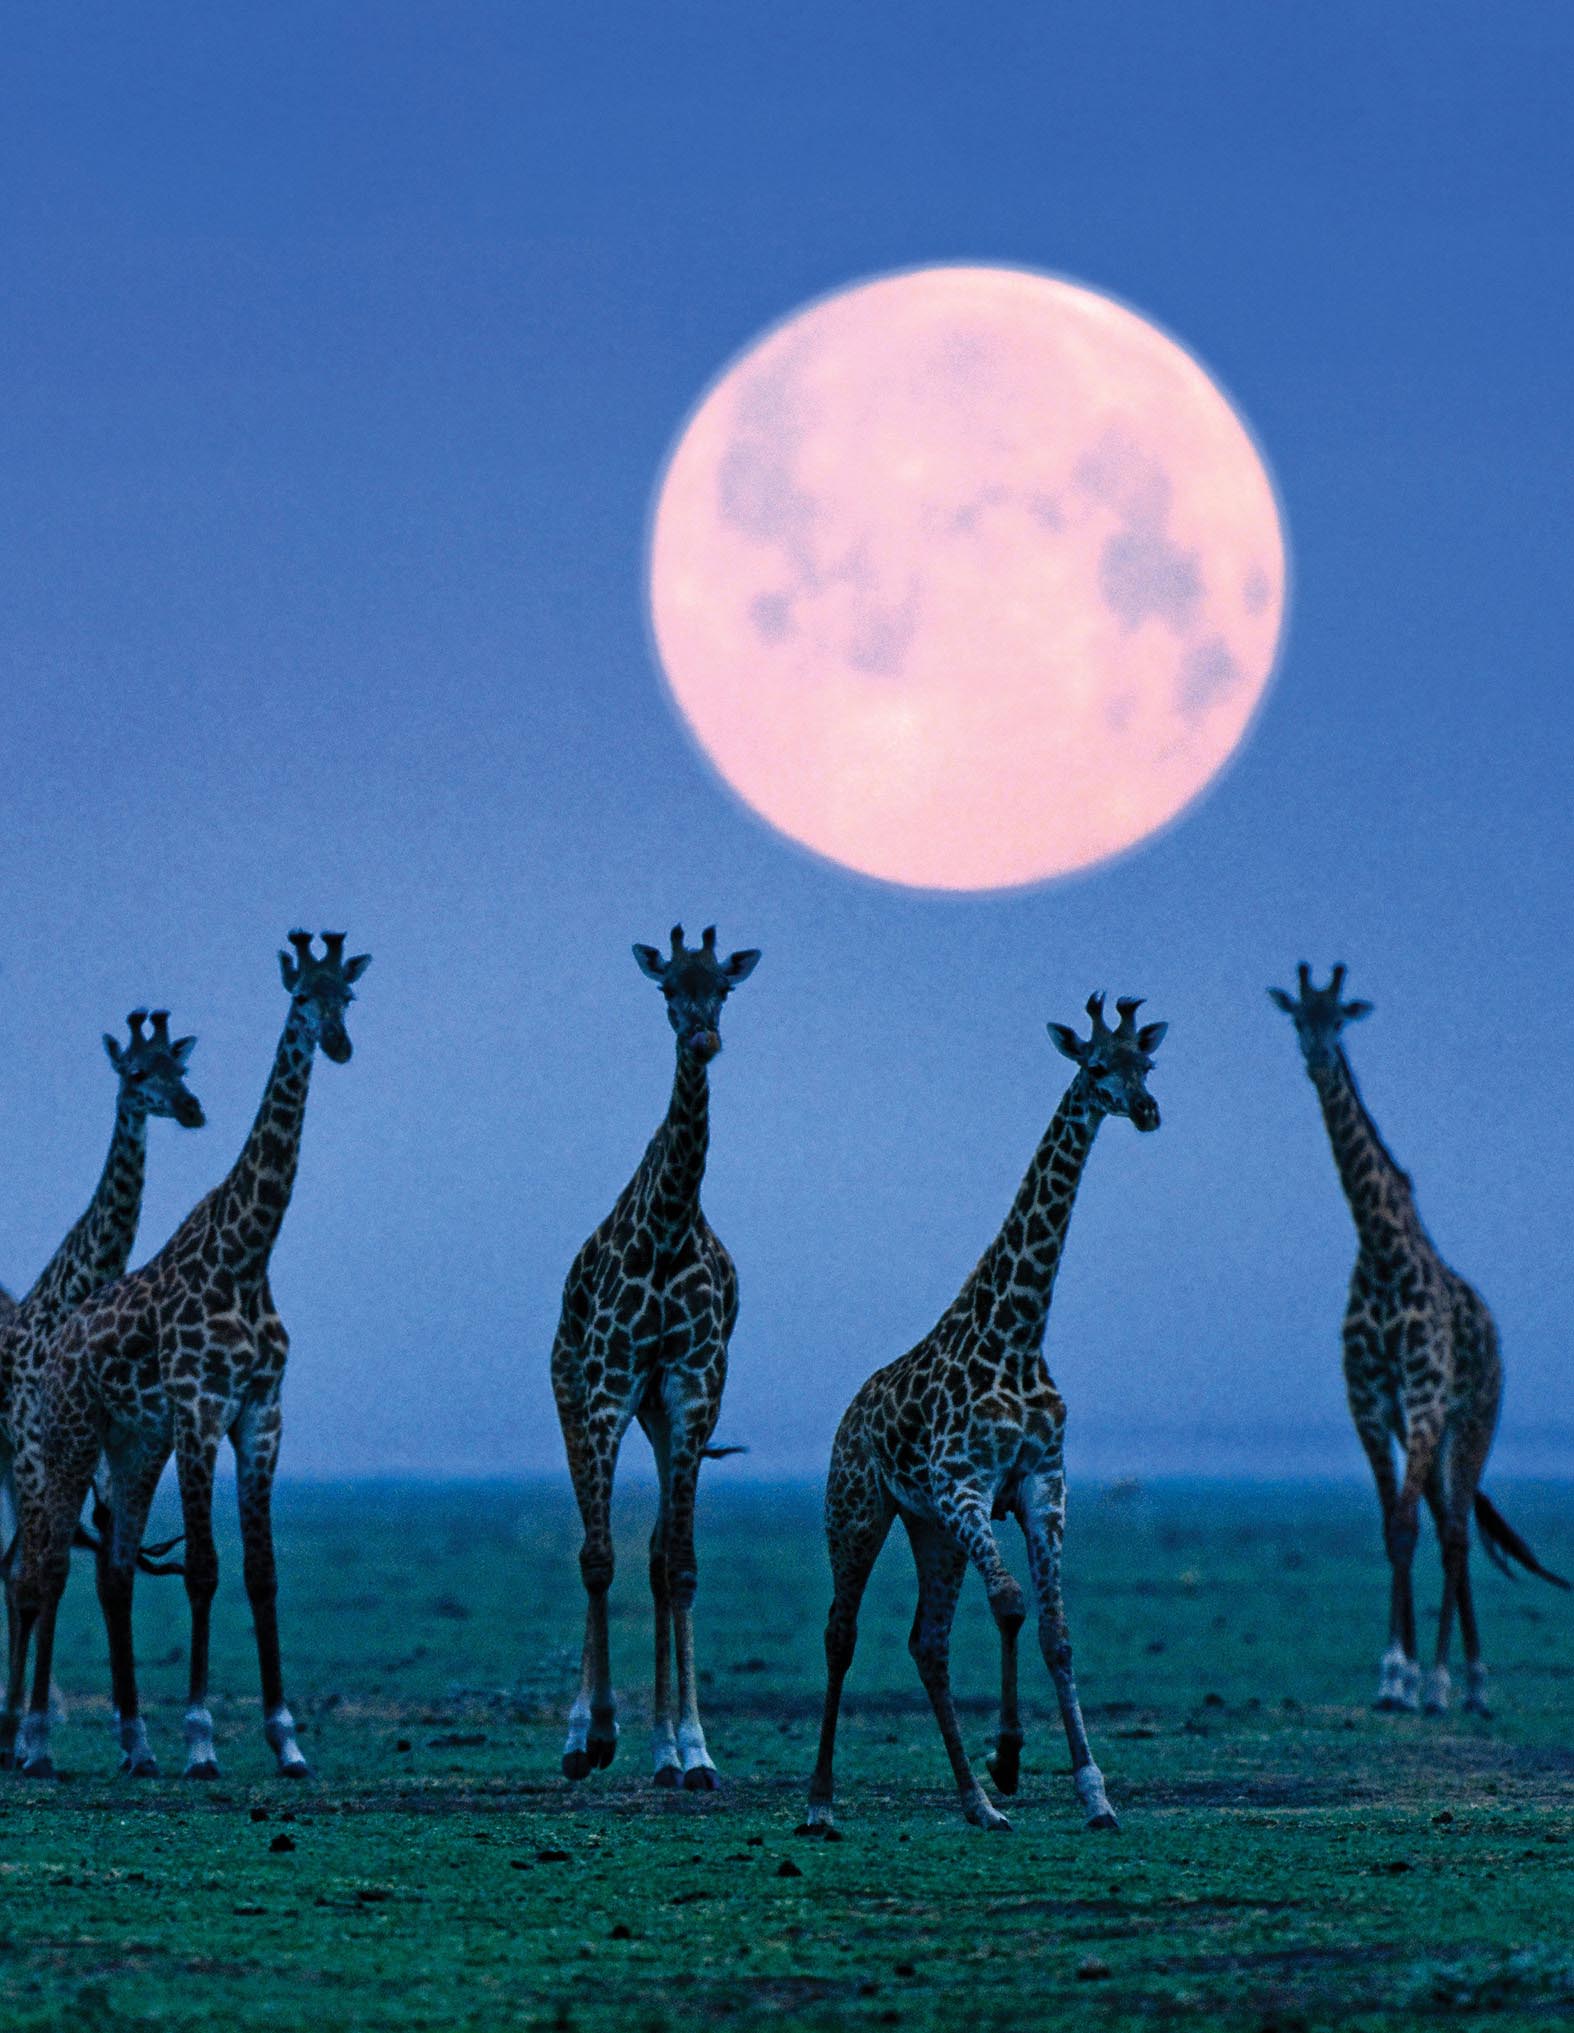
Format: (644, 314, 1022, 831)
(806, 991, 1167, 1834)
(6, 934, 369, 1781)
(551, 924, 760, 1791)
(1270, 964, 1568, 1720)
(0, 1009, 206, 1766)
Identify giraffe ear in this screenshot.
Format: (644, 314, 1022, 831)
(723, 948, 761, 986)
(172, 1036, 197, 1068)
(1047, 1022, 1084, 1062)
(344, 953, 372, 983)
(103, 1033, 125, 1072)
(1343, 999, 1373, 1023)
(1267, 987, 1297, 1013)
(632, 944, 667, 982)
(279, 950, 300, 991)
(1136, 1021, 1168, 1053)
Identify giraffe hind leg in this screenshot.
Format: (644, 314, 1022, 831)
(804, 1438, 894, 1831)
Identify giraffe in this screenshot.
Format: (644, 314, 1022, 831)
(7, 932, 370, 1780)
(1270, 964, 1567, 1716)
(0, 1010, 205, 1764)
(552, 924, 760, 1790)
(806, 992, 1168, 1834)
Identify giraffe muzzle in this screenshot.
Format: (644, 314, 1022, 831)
(684, 1028, 722, 1062)
(173, 1095, 207, 1129)
(1130, 1096, 1160, 1132)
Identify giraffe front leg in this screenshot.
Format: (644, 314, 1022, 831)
(233, 1398, 307, 1777)
(1347, 1380, 1416, 1711)
(641, 1410, 681, 1785)
(1376, 1411, 1442, 1716)
(1020, 1474, 1117, 1832)
(96, 1439, 170, 1777)
(557, 1378, 629, 1783)
(931, 1486, 1027, 1817)
(12, 1435, 99, 1780)
(904, 1513, 1009, 1831)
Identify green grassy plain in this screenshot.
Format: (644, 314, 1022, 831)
(1, 1477, 1572, 2032)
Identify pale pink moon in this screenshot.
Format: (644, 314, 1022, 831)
(648, 266, 1286, 891)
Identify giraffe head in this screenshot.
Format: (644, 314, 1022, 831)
(278, 930, 372, 1064)
(103, 1009, 206, 1128)
(1268, 963, 1372, 1075)
(632, 924, 761, 1064)
(1048, 993, 1168, 1132)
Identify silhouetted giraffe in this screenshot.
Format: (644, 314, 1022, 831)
(1271, 964, 1568, 1715)
(0, 1011, 205, 1764)
(806, 992, 1167, 1834)
(8, 933, 369, 1779)
(552, 924, 760, 1789)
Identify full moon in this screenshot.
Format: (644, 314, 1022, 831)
(648, 266, 1286, 891)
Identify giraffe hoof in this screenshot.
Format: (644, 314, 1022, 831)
(1085, 1809, 1121, 1832)
(20, 1755, 56, 1781)
(562, 1750, 595, 1781)
(1373, 1695, 1418, 1715)
(653, 1763, 681, 1788)
(120, 1752, 160, 1779)
(184, 1758, 220, 1782)
(964, 1796, 1012, 1832)
(278, 1757, 311, 1780)
(682, 1764, 719, 1792)
(986, 1750, 1021, 1795)
(587, 1736, 617, 1771)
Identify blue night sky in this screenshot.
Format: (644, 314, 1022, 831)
(2, 5, 1570, 1478)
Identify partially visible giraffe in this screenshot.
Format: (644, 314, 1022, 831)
(552, 924, 760, 1789)
(1270, 964, 1567, 1716)
(806, 992, 1168, 1834)
(8, 932, 369, 1780)
(0, 1011, 205, 1763)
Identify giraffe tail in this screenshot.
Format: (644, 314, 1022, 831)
(702, 1444, 749, 1460)
(1474, 1492, 1571, 1590)
(72, 1493, 188, 1578)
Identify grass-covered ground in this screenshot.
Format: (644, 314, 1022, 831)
(1, 1477, 1572, 2031)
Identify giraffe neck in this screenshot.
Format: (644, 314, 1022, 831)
(1308, 1047, 1417, 1261)
(211, 1001, 317, 1279)
(23, 1095, 148, 1328)
(958, 1077, 1103, 1357)
(636, 1044, 712, 1236)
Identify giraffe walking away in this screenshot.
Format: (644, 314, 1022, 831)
(8, 933, 370, 1780)
(0, 1011, 205, 1764)
(1270, 964, 1568, 1717)
(552, 924, 760, 1790)
(807, 992, 1168, 1834)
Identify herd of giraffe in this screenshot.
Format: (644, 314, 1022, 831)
(0, 927, 1565, 1835)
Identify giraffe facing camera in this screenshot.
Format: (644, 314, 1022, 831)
(632, 924, 761, 1063)
(277, 930, 371, 1064)
(552, 923, 761, 1791)
(101, 1009, 206, 1129)
(1270, 960, 1568, 1723)
(1047, 992, 1167, 1133)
